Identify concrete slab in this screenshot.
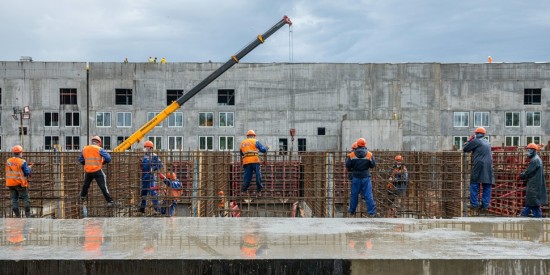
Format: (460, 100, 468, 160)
(1, 217, 549, 274)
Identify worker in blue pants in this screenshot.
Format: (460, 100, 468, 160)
(140, 141, 163, 215)
(345, 138, 377, 217)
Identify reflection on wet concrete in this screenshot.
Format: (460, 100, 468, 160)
(0, 217, 548, 260)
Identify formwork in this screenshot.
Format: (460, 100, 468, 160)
(1, 150, 549, 219)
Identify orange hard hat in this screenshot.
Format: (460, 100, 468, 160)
(169, 172, 177, 180)
(475, 127, 486, 134)
(356, 138, 367, 147)
(246, 130, 256, 136)
(351, 142, 358, 149)
(144, 141, 154, 148)
(12, 145, 23, 153)
(395, 155, 403, 161)
(91, 136, 102, 144)
(526, 143, 539, 151)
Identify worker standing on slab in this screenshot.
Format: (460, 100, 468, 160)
(79, 136, 115, 206)
(345, 138, 377, 217)
(463, 127, 494, 212)
(519, 143, 548, 218)
(139, 141, 163, 215)
(158, 172, 182, 217)
(240, 130, 269, 193)
(6, 145, 33, 218)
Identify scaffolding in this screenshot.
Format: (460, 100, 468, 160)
(1, 150, 548, 219)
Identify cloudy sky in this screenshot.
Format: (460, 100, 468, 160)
(1, 0, 549, 63)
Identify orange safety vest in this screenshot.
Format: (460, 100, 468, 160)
(6, 157, 28, 187)
(240, 138, 260, 165)
(83, 145, 103, 173)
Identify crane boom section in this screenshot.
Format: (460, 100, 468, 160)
(113, 15, 292, 152)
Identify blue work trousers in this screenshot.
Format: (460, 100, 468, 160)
(520, 206, 542, 218)
(140, 179, 159, 212)
(349, 176, 376, 216)
(242, 163, 263, 192)
(9, 186, 30, 216)
(161, 200, 177, 217)
(470, 182, 492, 209)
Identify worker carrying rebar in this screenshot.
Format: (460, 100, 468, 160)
(239, 130, 269, 193)
(519, 143, 548, 218)
(345, 138, 377, 217)
(5, 145, 33, 218)
(79, 136, 116, 206)
(463, 127, 494, 212)
(388, 155, 409, 196)
(140, 141, 163, 215)
(158, 172, 182, 217)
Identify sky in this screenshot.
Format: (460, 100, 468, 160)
(1, 0, 549, 63)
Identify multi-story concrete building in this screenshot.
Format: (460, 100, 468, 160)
(0, 61, 548, 152)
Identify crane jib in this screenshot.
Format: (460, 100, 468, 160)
(113, 15, 292, 152)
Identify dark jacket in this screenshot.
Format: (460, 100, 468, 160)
(345, 147, 375, 178)
(463, 137, 494, 184)
(520, 154, 548, 207)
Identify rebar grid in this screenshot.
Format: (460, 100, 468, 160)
(1, 150, 548, 219)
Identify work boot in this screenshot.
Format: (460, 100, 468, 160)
(25, 211, 31, 218)
(13, 208, 21, 218)
(107, 201, 118, 207)
(80, 196, 86, 202)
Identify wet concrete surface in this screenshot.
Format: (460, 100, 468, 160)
(1, 217, 549, 274)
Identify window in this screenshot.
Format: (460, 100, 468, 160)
(453, 136, 468, 150)
(65, 112, 80, 127)
(45, 112, 59, 127)
(526, 111, 541, 127)
(99, 136, 112, 150)
(116, 112, 132, 127)
(168, 112, 183, 127)
(279, 138, 288, 154)
(19, 127, 28, 135)
(168, 136, 184, 150)
(219, 136, 234, 151)
(218, 89, 235, 105)
(147, 112, 162, 127)
(524, 88, 541, 105)
(65, 136, 80, 151)
(473, 112, 489, 127)
(115, 89, 132, 105)
(505, 136, 520, 146)
(45, 136, 60, 150)
(453, 112, 469, 127)
(167, 89, 184, 105)
(199, 112, 214, 127)
(219, 112, 234, 127)
(199, 136, 213, 151)
(298, 138, 307, 152)
(96, 112, 111, 127)
(60, 88, 77, 105)
(505, 112, 520, 127)
(147, 136, 162, 150)
(318, 127, 326, 135)
(526, 136, 541, 145)
(117, 136, 129, 146)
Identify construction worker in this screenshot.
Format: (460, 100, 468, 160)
(160, 57, 166, 64)
(159, 172, 182, 217)
(239, 130, 269, 193)
(345, 138, 377, 217)
(79, 136, 115, 206)
(5, 145, 33, 218)
(487, 56, 493, 63)
(463, 127, 494, 212)
(388, 155, 409, 196)
(519, 143, 548, 218)
(148, 57, 154, 63)
(140, 140, 163, 215)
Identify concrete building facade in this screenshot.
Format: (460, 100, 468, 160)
(0, 61, 549, 152)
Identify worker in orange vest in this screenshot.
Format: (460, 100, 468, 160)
(6, 145, 33, 218)
(79, 136, 115, 206)
(239, 130, 269, 193)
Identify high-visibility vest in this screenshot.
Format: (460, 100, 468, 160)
(240, 138, 260, 165)
(83, 145, 103, 173)
(6, 157, 28, 187)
